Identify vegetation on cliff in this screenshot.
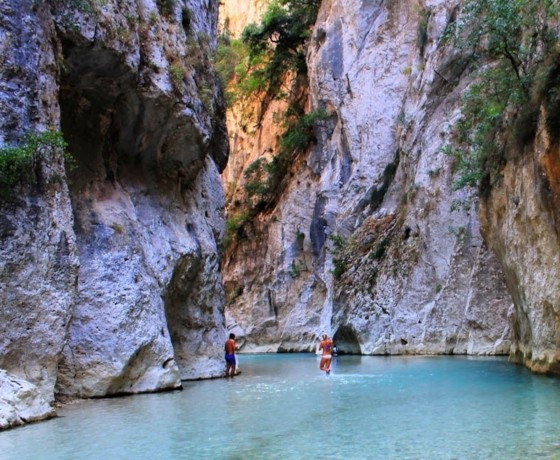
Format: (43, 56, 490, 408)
(217, 0, 320, 105)
(443, 0, 560, 198)
(240, 0, 320, 105)
(218, 0, 324, 247)
(242, 108, 330, 211)
(0, 131, 72, 198)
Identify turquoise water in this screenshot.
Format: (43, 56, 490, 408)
(2, 355, 560, 459)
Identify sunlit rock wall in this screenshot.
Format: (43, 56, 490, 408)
(222, 0, 513, 355)
(219, 0, 269, 36)
(0, 0, 228, 424)
(481, 110, 560, 374)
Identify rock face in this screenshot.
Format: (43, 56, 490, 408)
(0, 0, 228, 425)
(219, 0, 269, 36)
(480, 115, 560, 374)
(52, 0, 228, 396)
(222, 0, 513, 355)
(0, 370, 56, 430)
(1, 0, 558, 433)
(0, 0, 79, 424)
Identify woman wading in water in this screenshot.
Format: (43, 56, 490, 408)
(319, 334, 334, 375)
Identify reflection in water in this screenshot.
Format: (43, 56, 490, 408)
(2, 355, 560, 459)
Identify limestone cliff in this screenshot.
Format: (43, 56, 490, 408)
(480, 92, 560, 374)
(219, 0, 268, 37)
(2, 0, 559, 434)
(0, 0, 228, 428)
(222, 0, 513, 355)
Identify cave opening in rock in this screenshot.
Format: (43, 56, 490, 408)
(333, 325, 361, 354)
(58, 45, 156, 193)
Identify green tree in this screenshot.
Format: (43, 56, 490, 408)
(223, 0, 323, 234)
(241, 0, 321, 104)
(444, 0, 560, 195)
(224, 211, 250, 248)
(328, 234, 347, 280)
(241, 109, 330, 212)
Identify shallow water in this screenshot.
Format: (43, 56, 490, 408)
(2, 355, 560, 459)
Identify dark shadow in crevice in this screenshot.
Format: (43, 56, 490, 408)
(333, 324, 362, 355)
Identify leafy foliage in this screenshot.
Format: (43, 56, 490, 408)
(328, 234, 347, 280)
(214, 36, 252, 105)
(215, 37, 246, 87)
(288, 260, 301, 278)
(443, 65, 524, 191)
(281, 108, 329, 153)
(221, 0, 323, 241)
(242, 109, 330, 211)
(0, 130, 71, 196)
(156, 0, 176, 18)
(372, 237, 389, 260)
(224, 212, 250, 248)
(417, 7, 430, 57)
(443, 0, 560, 195)
(242, 158, 269, 208)
(216, 0, 321, 107)
(53, 0, 96, 13)
(169, 63, 185, 88)
(240, 0, 320, 103)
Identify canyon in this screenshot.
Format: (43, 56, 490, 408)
(1, 0, 559, 430)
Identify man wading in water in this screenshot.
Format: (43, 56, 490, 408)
(319, 333, 334, 375)
(224, 333, 237, 377)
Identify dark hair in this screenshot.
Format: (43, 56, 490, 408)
(229, 333, 236, 339)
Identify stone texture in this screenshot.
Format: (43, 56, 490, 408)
(480, 114, 560, 374)
(0, 0, 78, 403)
(0, 370, 55, 430)
(222, 0, 513, 355)
(0, 0, 229, 425)
(1, 0, 558, 435)
(52, 0, 228, 396)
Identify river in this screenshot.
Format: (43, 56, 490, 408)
(2, 354, 560, 459)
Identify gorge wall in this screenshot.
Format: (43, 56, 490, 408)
(2, 0, 560, 433)
(480, 107, 560, 374)
(0, 0, 227, 428)
(222, 0, 560, 375)
(221, 0, 514, 355)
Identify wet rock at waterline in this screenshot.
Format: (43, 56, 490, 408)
(0, 370, 56, 430)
